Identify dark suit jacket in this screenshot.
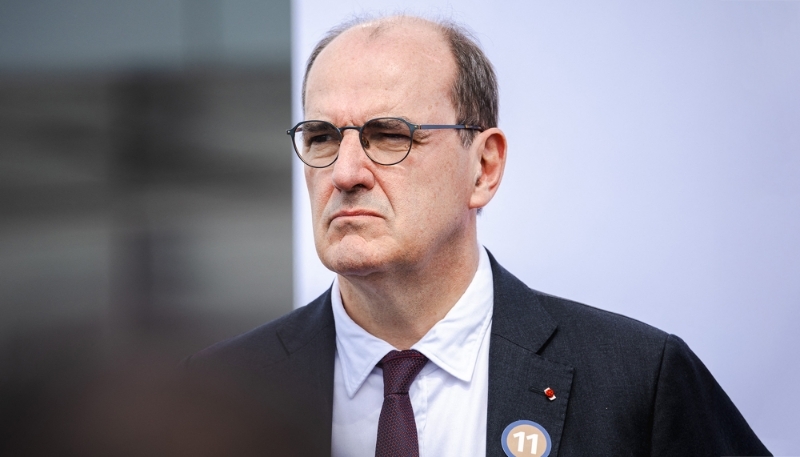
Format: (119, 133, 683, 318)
(184, 252, 769, 456)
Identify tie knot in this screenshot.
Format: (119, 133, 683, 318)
(379, 350, 428, 396)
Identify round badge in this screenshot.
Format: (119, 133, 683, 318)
(500, 420, 552, 457)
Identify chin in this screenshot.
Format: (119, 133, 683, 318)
(317, 239, 396, 278)
(322, 255, 385, 277)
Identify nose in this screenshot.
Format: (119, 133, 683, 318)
(331, 129, 375, 192)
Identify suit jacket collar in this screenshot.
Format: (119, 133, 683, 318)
(277, 287, 335, 356)
(275, 252, 575, 457)
(487, 251, 574, 457)
(275, 289, 336, 456)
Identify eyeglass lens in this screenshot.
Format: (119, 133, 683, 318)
(293, 118, 413, 167)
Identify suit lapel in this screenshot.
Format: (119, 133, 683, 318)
(272, 260, 576, 456)
(276, 290, 337, 456)
(487, 254, 574, 457)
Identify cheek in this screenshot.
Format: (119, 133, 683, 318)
(425, 151, 472, 200)
(305, 173, 331, 220)
(398, 157, 470, 222)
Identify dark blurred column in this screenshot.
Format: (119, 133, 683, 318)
(108, 74, 191, 330)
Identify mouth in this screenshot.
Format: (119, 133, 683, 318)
(329, 209, 383, 222)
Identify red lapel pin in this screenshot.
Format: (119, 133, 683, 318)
(543, 387, 556, 401)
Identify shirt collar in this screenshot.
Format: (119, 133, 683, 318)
(332, 247, 494, 398)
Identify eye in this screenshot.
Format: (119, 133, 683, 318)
(364, 119, 412, 143)
(298, 122, 340, 148)
(374, 131, 411, 141)
(307, 133, 336, 144)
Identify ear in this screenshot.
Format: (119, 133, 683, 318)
(468, 127, 507, 209)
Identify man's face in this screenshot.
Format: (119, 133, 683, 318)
(303, 22, 479, 278)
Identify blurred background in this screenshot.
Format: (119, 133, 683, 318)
(1, 1, 293, 453)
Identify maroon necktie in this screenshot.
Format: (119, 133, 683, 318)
(375, 349, 428, 457)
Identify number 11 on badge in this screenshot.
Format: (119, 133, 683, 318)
(512, 431, 538, 453)
(501, 420, 552, 457)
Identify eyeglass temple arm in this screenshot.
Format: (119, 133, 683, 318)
(416, 124, 483, 131)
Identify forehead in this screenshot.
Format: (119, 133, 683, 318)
(304, 20, 457, 122)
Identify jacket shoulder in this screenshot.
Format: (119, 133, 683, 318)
(183, 290, 334, 372)
(535, 289, 669, 351)
(177, 291, 336, 457)
(488, 254, 770, 455)
(489, 252, 669, 358)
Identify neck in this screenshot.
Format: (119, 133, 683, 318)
(337, 238, 481, 350)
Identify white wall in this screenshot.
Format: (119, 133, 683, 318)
(292, 1, 800, 453)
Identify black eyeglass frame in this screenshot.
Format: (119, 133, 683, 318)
(286, 117, 484, 168)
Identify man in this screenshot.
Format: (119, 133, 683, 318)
(184, 15, 769, 457)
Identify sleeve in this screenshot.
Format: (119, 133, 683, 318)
(649, 334, 771, 456)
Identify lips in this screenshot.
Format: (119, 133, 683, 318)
(330, 209, 383, 221)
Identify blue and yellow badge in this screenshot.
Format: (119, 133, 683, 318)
(501, 420, 552, 457)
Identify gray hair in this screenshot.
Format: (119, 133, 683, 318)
(301, 15, 499, 146)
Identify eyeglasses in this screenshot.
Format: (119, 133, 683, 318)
(287, 117, 483, 168)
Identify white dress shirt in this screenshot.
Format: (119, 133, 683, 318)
(331, 247, 494, 457)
